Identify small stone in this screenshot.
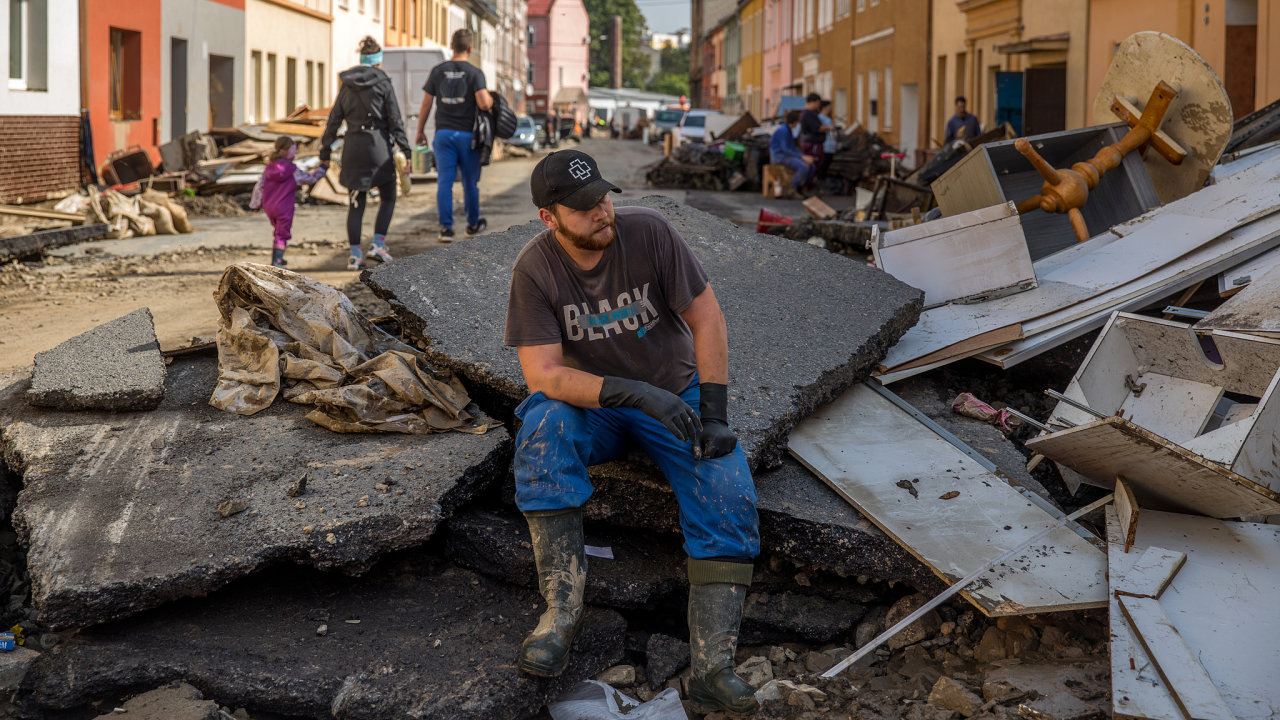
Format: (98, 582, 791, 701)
(316, 624, 328, 636)
(756, 679, 782, 703)
(594, 664, 636, 687)
(767, 645, 788, 665)
(645, 634, 689, 689)
(884, 593, 942, 650)
(286, 473, 308, 498)
(357, 496, 370, 508)
(217, 500, 248, 519)
(394, 488, 404, 495)
(325, 533, 336, 545)
(302, 525, 314, 534)
(776, 680, 826, 708)
(940, 621, 956, 636)
(375, 483, 390, 493)
(803, 650, 838, 674)
(929, 676, 982, 717)
(735, 656, 774, 688)
(974, 627, 1008, 663)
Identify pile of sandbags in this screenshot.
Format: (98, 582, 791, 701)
(86, 188, 193, 239)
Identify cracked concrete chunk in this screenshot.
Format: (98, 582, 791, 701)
(21, 560, 626, 720)
(0, 357, 511, 629)
(27, 308, 166, 411)
(95, 682, 221, 720)
(363, 195, 922, 470)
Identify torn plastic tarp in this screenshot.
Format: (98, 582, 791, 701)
(210, 263, 492, 434)
(548, 680, 687, 720)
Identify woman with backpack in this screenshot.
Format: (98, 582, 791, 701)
(320, 36, 411, 270)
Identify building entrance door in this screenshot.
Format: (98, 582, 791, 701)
(171, 37, 188, 139)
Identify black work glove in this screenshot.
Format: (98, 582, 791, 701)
(600, 376, 702, 442)
(693, 382, 738, 460)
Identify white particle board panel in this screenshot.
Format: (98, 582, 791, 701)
(1197, 262, 1280, 336)
(1025, 417, 1280, 518)
(875, 202, 1036, 308)
(1118, 595, 1238, 720)
(1216, 244, 1280, 296)
(1107, 507, 1280, 720)
(1114, 546, 1186, 599)
(1179, 418, 1254, 466)
(1116, 373, 1222, 444)
(788, 383, 1107, 616)
(879, 153, 1280, 375)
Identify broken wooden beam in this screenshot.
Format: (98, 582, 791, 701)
(264, 121, 325, 139)
(0, 204, 85, 223)
(0, 223, 110, 263)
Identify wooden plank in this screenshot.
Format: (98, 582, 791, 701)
(0, 204, 85, 222)
(1026, 416, 1280, 518)
(881, 148, 1280, 373)
(788, 383, 1108, 616)
(1115, 546, 1186, 599)
(1118, 595, 1238, 720)
(264, 121, 325, 139)
(802, 197, 837, 219)
(1108, 507, 1280, 720)
(878, 322, 1023, 377)
(1117, 372, 1223, 443)
(1115, 476, 1140, 552)
(875, 202, 1036, 309)
(1196, 263, 1280, 336)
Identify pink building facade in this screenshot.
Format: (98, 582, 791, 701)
(761, 0, 792, 119)
(526, 0, 591, 124)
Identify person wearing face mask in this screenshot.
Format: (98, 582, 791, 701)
(250, 135, 328, 267)
(504, 149, 761, 715)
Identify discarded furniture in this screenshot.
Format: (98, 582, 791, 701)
(878, 144, 1280, 382)
(1226, 95, 1280, 155)
(100, 146, 155, 186)
(789, 382, 1107, 616)
(1106, 506, 1280, 719)
(932, 123, 1160, 260)
(1096, 32, 1233, 204)
(1196, 262, 1280, 335)
(1027, 312, 1280, 515)
(1014, 81, 1186, 243)
(873, 202, 1035, 308)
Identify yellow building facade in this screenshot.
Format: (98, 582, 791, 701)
(739, 0, 765, 117)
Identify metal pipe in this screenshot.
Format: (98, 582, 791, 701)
(1044, 389, 1108, 420)
(1004, 407, 1056, 434)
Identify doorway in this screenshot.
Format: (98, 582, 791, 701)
(994, 70, 1023, 135)
(170, 37, 187, 139)
(209, 54, 234, 129)
(1023, 66, 1066, 136)
(899, 83, 918, 158)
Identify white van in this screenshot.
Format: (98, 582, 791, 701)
(380, 47, 448, 175)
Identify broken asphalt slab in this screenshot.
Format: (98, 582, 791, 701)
(0, 355, 511, 629)
(18, 558, 626, 720)
(364, 194, 923, 470)
(26, 307, 167, 411)
(499, 457, 936, 588)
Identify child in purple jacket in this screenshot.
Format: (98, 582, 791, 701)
(251, 136, 328, 267)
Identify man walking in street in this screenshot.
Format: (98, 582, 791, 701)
(505, 149, 761, 715)
(945, 96, 982, 144)
(770, 110, 815, 196)
(415, 29, 493, 242)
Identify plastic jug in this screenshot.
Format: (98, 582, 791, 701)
(412, 144, 432, 174)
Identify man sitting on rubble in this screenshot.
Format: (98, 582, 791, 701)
(770, 110, 816, 196)
(505, 149, 761, 715)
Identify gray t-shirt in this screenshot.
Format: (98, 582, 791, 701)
(504, 206, 709, 395)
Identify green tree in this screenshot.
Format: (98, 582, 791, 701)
(647, 73, 689, 97)
(584, 0, 651, 88)
(646, 44, 689, 95)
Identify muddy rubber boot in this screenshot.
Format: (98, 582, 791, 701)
(686, 558, 760, 715)
(517, 508, 587, 677)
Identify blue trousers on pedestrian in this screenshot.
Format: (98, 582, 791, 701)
(771, 153, 815, 188)
(433, 128, 481, 229)
(513, 380, 760, 561)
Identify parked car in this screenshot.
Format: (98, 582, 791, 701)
(652, 108, 686, 141)
(509, 115, 539, 151)
(677, 109, 723, 143)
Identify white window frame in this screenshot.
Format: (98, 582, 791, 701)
(856, 73, 864, 124)
(884, 65, 892, 129)
(869, 68, 879, 132)
(7, 0, 31, 90)
(834, 87, 847, 126)
(337, 0, 349, 9)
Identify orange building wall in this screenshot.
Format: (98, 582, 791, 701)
(1261, 0, 1280, 106)
(85, 0, 164, 173)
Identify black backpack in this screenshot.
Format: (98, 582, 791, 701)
(492, 94, 518, 140)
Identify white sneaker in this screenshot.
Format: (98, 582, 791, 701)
(347, 255, 365, 271)
(368, 244, 394, 264)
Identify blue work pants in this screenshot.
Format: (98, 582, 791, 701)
(433, 128, 481, 229)
(513, 382, 760, 561)
(771, 153, 815, 188)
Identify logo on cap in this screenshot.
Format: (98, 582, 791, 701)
(568, 158, 592, 180)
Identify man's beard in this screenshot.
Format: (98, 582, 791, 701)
(558, 218, 616, 251)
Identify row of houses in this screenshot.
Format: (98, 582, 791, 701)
(690, 0, 1280, 160)
(1, 0, 592, 204)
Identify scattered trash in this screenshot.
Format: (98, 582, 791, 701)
(951, 393, 1017, 432)
(548, 680, 687, 720)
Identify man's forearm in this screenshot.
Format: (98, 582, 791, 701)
(528, 365, 605, 409)
(691, 318, 729, 386)
(416, 96, 433, 139)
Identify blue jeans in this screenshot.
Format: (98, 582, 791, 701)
(512, 381, 760, 560)
(433, 128, 481, 229)
(771, 153, 815, 188)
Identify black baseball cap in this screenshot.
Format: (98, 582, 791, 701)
(530, 150, 621, 211)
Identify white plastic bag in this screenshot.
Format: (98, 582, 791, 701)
(548, 680, 687, 720)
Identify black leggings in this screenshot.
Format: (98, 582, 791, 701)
(346, 180, 397, 246)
